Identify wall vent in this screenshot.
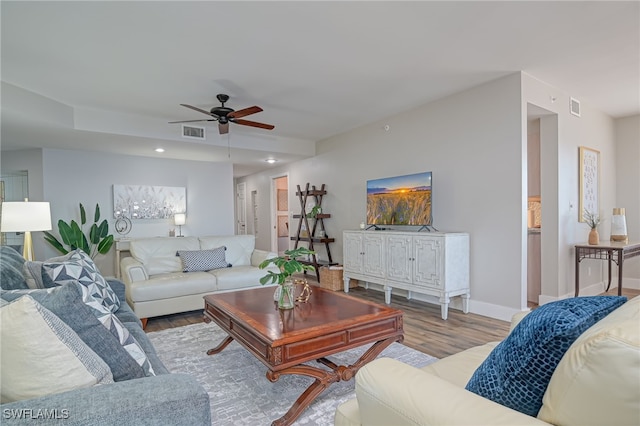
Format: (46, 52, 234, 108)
(182, 124, 205, 140)
(570, 97, 581, 117)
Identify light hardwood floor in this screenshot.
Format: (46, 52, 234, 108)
(144, 282, 639, 359)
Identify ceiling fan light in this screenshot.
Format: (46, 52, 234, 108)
(155, 148, 165, 153)
(266, 158, 277, 164)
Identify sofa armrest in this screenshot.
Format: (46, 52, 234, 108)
(251, 249, 278, 267)
(354, 358, 549, 426)
(0, 374, 210, 426)
(120, 256, 148, 284)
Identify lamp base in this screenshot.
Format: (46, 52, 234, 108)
(22, 231, 35, 261)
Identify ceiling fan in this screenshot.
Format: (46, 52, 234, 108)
(169, 94, 274, 135)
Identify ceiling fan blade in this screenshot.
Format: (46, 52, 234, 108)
(168, 119, 217, 124)
(233, 119, 275, 130)
(180, 104, 218, 117)
(228, 106, 262, 119)
(219, 122, 229, 134)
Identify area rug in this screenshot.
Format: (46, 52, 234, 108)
(147, 322, 437, 425)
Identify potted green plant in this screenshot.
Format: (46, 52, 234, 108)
(44, 203, 114, 259)
(583, 209, 600, 245)
(259, 247, 316, 309)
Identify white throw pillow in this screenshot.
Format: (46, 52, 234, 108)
(0, 295, 113, 403)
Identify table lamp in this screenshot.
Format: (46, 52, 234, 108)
(610, 208, 628, 243)
(1, 198, 52, 261)
(174, 213, 186, 237)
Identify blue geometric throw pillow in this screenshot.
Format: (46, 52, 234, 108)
(465, 296, 626, 417)
(41, 249, 121, 312)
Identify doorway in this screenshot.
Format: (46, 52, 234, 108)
(236, 182, 246, 235)
(270, 174, 289, 255)
(526, 103, 558, 308)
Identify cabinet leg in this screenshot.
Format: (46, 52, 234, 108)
(343, 276, 350, 293)
(462, 292, 470, 314)
(384, 286, 392, 304)
(406, 290, 413, 301)
(439, 296, 450, 320)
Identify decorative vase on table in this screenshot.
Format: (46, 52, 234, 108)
(588, 228, 599, 245)
(273, 282, 295, 310)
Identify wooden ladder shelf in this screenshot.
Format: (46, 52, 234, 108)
(291, 183, 337, 281)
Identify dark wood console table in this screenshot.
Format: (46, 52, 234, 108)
(575, 241, 640, 297)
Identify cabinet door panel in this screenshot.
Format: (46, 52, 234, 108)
(414, 237, 443, 289)
(343, 232, 363, 274)
(386, 235, 412, 283)
(363, 234, 385, 278)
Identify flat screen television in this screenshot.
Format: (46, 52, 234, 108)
(366, 171, 432, 227)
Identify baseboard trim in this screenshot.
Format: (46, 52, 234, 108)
(468, 300, 525, 322)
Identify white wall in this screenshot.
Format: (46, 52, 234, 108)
(240, 72, 636, 319)
(615, 115, 640, 286)
(240, 73, 525, 320)
(521, 73, 634, 299)
(2, 148, 235, 275)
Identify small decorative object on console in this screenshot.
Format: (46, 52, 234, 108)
(610, 207, 628, 243)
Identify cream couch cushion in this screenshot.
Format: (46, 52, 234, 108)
(199, 235, 254, 266)
(421, 341, 499, 387)
(538, 295, 640, 426)
(211, 265, 272, 292)
(130, 237, 199, 275)
(128, 271, 216, 302)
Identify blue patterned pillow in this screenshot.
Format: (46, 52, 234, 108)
(40, 250, 121, 312)
(177, 247, 230, 272)
(466, 296, 626, 417)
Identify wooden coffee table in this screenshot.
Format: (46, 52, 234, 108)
(203, 285, 403, 426)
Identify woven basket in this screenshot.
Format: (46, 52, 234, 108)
(319, 266, 344, 291)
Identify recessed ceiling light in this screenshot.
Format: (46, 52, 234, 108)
(266, 158, 277, 164)
(155, 148, 165, 153)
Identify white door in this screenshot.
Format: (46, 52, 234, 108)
(251, 190, 258, 235)
(236, 182, 246, 235)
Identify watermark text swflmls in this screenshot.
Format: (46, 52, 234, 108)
(3, 408, 70, 420)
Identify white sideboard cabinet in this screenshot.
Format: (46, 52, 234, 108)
(343, 230, 470, 320)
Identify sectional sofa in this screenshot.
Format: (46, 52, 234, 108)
(335, 295, 639, 426)
(120, 234, 278, 324)
(0, 246, 211, 425)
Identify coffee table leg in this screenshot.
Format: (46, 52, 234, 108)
(206, 335, 234, 356)
(267, 335, 402, 426)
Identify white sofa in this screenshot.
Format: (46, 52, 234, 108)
(335, 295, 640, 426)
(120, 235, 278, 323)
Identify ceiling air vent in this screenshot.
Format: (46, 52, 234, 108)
(570, 98, 581, 117)
(182, 124, 205, 140)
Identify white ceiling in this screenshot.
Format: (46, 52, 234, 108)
(2, 1, 638, 176)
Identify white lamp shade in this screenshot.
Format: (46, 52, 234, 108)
(1, 201, 52, 232)
(174, 213, 186, 226)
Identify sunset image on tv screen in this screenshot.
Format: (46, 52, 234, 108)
(366, 171, 432, 225)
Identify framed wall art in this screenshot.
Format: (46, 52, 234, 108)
(113, 184, 186, 219)
(578, 146, 600, 222)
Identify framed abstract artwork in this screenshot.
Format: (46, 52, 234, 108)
(113, 185, 186, 219)
(578, 146, 600, 222)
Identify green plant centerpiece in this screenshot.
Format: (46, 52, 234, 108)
(44, 203, 114, 259)
(259, 247, 316, 309)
